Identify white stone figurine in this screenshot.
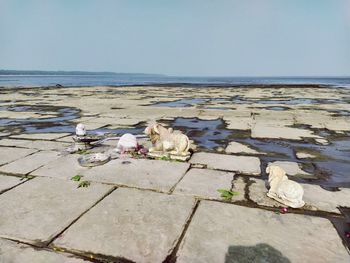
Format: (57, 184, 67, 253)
(76, 123, 86, 136)
(266, 165, 305, 208)
(144, 123, 190, 156)
(117, 133, 138, 152)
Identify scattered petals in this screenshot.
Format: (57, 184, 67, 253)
(279, 207, 288, 214)
(345, 231, 350, 238)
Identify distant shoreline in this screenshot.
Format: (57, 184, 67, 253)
(0, 70, 164, 77)
(1, 74, 350, 89)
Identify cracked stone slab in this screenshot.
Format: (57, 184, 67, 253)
(251, 124, 320, 140)
(248, 179, 350, 214)
(248, 178, 283, 208)
(0, 238, 87, 263)
(174, 168, 245, 201)
(268, 161, 313, 178)
(0, 177, 112, 245)
(54, 188, 195, 263)
(190, 152, 261, 175)
(176, 201, 349, 263)
(81, 158, 190, 192)
(0, 151, 61, 175)
(23, 140, 69, 151)
(54, 136, 74, 143)
(296, 152, 317, 159)
(0, 175, 26, 194)
(10, 133, 71, 140)
(0, 139, 30, 147)
(0, 139, 69, 151)
(225, 141, 265, 155)
(0, 147, 37, 166)
(31, 154, 89, 179)
(302, 184, 350, 214)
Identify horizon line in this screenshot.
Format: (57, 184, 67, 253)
(0, 69, 350, 78)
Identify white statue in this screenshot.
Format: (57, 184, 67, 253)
(117, 133, 138, 152)
(144, 123, 190, 156)
(76, 123, 86, 136)
(266, 165, 305, 208)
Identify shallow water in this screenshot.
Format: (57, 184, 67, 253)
(1, 75, 350, 88)
(154, 98, 208, 107)
(0, 104, 80, 134)
(164, 117, 350, 187)
(161, 118, 234, 150)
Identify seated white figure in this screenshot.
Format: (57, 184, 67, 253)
(266, 164, 305, 208)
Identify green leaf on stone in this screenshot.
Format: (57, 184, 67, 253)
(217, 189, 239, 201)
(71, 175, 81, 182)
(78, 181, 90, 188)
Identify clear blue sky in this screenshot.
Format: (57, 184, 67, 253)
(1, 0, 349, 76)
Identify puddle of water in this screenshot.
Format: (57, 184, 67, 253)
(160, 117, 350, 187)
(265, 106, 291, 111)
(154, 98, 208, 107)
(91, 124, 146, 136)
(160, 117, 234, 150)
(0, 104, 80, 134)
(232, 97, 341, 105)
(257, 98, 318, 105)
(236, 136, 350, 187)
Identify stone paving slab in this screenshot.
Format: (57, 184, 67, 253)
(225, 141, 265, 155)
(190, 152, 261, 175)
(268, 161, 313, 178)
(0, 174, 26, 194)
(0, 238, 87, 263)
(251, 124, 320, 140)
(54, 136, 74, 142)
(31, 154, 89, 179)
(0, 139, 30, 147)
(10, 133, 71, 140)
(176, 201, 349, 263)
(0, 177, 112, 245)
(0, 151, 61, 175)
(248, 179, 283, 208)
(0, 139, 69, 151)
(174, 168, 242, 200)
(81, 158, 190, 192)
(302, 184, 350, 213)
(0, 147, 37, 166)
(249, 179, 350, 214)
(23, 140, 69, 151)
(54, 188, 195, 263)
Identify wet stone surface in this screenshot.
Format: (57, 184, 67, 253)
(248, 178, 350, 214)
(160, 117, 234, 150)
(190, 152, 261, 175)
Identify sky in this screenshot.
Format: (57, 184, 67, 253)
(0, 0, 350, 76)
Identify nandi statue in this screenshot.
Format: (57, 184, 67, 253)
(266, 164, 305, 208)
(144, 123, 191, 161)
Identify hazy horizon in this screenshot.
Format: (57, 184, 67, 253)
(1, 69, 350, 78)
(1, 0, 350, 77)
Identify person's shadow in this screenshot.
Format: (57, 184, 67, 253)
(225, 243, 291, 263)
